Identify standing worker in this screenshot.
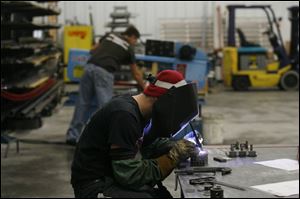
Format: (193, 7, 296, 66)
(71, 70, 198, 198)
(66, 25, 145, 145)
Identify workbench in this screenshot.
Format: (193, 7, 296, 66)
(177, 145, 299, 198)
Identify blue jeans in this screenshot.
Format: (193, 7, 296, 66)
(66, 64, 114, 142)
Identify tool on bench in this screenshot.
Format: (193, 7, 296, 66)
(189, 176, 246, 191)
(174, 167, 232, 191)
(175, 167, 232, 176)
(213, 156, 229, 163)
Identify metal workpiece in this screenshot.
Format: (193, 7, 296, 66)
(238, 148, 247, 158)
(177, 145, 299, 198)
(190, 154, 208, 167)
(227, 141, 258, 158)
(248, 145, 257, 157)
(228, 145, 238, 158)
(228, 151, 238, 158)
(190, 148, 208, 167)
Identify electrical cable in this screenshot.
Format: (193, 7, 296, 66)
(1, 79, 56, 101)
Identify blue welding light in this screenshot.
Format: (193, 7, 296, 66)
(183, 131, 200, 143)
(143, 119, 152, 136)
(171, 122, 190, 138)
(143, 119, 190, 138)
(171, 114, 198, 139)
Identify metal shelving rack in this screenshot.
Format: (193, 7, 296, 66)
(106, 6, 133, 33)
(1, 1, 64, 131)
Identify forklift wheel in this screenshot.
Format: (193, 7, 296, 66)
(232, 76, 250, 91)
(280, 71, 299, 91)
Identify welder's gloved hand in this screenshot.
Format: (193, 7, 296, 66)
(156, 139, 196, 179)
(168, 139, 196, 162)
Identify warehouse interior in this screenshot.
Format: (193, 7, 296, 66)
(1, 1, 299, 198)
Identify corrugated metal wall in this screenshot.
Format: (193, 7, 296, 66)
(58, 1, 298, 47)
(58, 1, 213, 39)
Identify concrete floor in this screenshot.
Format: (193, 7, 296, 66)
(204, 88, 299, 145)
(1, 86, 299, 198)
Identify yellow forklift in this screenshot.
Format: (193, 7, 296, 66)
(223, 5, 299, 91)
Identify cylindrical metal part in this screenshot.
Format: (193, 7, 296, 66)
(210, 186, 224, 198)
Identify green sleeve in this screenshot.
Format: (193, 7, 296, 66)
(112, 158, 162, 190)
(141, 138, 175, 159)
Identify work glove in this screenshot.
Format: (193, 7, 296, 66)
(168, 139, 196, 163)
(156, 139, 196, 179)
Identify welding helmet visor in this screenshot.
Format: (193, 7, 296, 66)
(150, 82, 199, 138)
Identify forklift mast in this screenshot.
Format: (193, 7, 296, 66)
(288, 6, 299, 71)
(227, 5, 290, 68)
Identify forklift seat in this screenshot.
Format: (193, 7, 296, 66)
(237, 28, 261, 47)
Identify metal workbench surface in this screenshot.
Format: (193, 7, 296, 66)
(177, 145, 299, 198)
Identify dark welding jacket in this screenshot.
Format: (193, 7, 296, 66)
(71, 95, 174, 191)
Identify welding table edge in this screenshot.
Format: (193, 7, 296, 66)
(176, 145, 299, 198)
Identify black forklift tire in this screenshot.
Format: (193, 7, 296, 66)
(280, 71, 299, 91)
(232, 76, 250, 91)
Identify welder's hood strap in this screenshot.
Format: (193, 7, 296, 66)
(154, 79, 187, 89)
